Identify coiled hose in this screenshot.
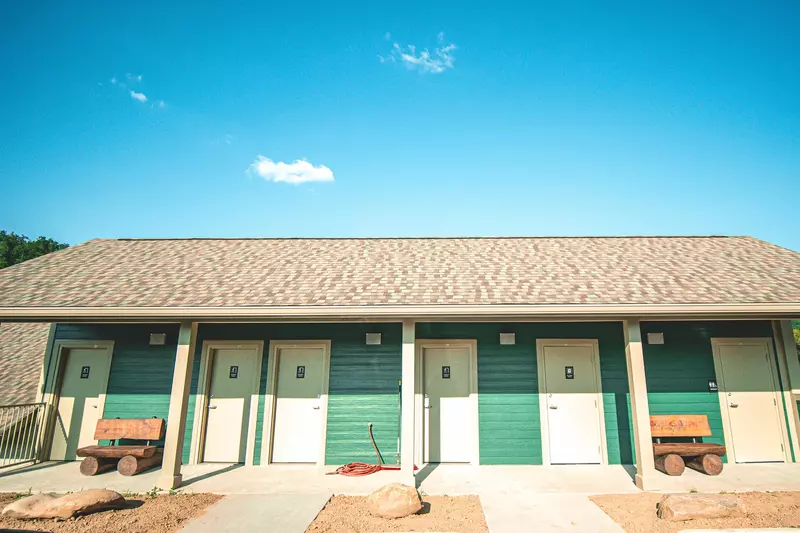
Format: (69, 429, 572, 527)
(327, 423, 401, 476)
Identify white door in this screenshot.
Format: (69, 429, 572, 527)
(541, 343, 603, 464)
(271, 347, 326, 463)
(423, 346, 474, 463)
(51, 347, 112, 460)
(717, 342, 785, 463)
(203, 347, 258, 463)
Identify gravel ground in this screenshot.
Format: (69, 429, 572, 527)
(306, 494, 489, 533)
(591, 491, 800, 533)
(0, 492, 222, 533)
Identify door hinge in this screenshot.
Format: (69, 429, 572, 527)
(598, 445, 601, 453)
(774, 398, 777, 406)
(781, 443, 785, 451)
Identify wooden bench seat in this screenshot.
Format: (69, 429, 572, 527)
(651, 414, 727, 477)
(76, 444, 158, 459)
(76, 418, 165, 476)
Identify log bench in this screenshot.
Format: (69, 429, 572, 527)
(651, 414, 726, 476)
(76, 418, 166, 476)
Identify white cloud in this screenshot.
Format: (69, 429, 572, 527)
(126, 73, 142, 82)
(110, 77, 118, 85)
(381, 33, 456, 74)
(130, 90, 147, 103)
(247, 156, 335, 185)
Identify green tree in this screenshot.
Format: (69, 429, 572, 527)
(0, 231, 68, 269)
(794, 321, 800, 355)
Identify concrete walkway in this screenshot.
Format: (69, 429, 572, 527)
(481, 493, 625, 533)
(179, 493, 332, 533)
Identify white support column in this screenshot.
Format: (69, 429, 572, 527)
(158, 321, 198, 490)
(400, 319, 416, 486)
(623, 319, 656, 489)
(773, 320, 800, 461)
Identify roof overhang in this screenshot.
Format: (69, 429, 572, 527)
(0, 303, 798, 322)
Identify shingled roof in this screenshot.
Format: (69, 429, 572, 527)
(0, 236, 798, 314)
(0, 322, 49, 405)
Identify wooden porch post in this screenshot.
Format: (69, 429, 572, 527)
(158, 321, 198, 490)
(623, 319, 656, 489)
(401, 319, 416, 486)
(773, 320, 800, 461)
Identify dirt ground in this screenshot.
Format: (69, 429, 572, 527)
(0, 492, 221, 533)
(592, 491, 800, 533)
(306, 495, 489, 533)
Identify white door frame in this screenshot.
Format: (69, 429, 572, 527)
(711, 337, 792, 463)
(45, 340, 115, 460)
(189, 340, 264, 466)
(414, 339, 479, 466)
(261, 341, 331, 466)
(536, 338, 608, 466)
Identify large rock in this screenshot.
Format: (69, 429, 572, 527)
(367, 483, 423, 519)
(657, 493, 742, 521)
(2, 489, 126, 520)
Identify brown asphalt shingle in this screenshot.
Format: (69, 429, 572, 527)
(0, 322, 49, 405)
(0, 236, 798, 308)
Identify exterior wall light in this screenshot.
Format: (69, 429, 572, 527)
(366, 333, 382, 345)
(499, 333, 516, 345)
(647, 332, 665, 345)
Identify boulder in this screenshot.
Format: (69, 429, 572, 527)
(657, 493, 742, 521)
(367, 483, 423, 519)
(2, 489, 126, 520)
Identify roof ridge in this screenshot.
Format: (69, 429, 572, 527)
(111, 235, 741, 242)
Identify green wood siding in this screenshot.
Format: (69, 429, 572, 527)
(416, 322, 633, 465)
(186, 323, 401, 465)
(50, 324, 180, 445)
(640, 321, 777, 463)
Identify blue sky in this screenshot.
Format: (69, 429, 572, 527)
(1, 1, 799, 250)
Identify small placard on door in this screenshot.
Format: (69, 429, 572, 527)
(565, 366, 574, 379)
(80, 366, 90, 379)
(296, 365, 306, 379)
(442, 366, 450, 379)
(229, 366, 239, 379)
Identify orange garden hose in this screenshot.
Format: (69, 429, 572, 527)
(327, 423, 401, 476)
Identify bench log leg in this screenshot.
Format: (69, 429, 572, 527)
(654, 454, 685, 476)
(118, 450, 163, 476)
(686, 454, 723, 476)
(80, 456, 118, 476)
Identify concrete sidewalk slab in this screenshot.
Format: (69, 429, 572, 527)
(480, 493, 625, 533)
(179, 493, 331, 533)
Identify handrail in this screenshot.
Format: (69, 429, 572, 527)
(0, 402, 47, 469)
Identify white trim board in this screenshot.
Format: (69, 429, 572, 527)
(3, 302, 799, 320)
(261, 340, 331, 466)
(414, 339, 480, 466)
(189, 340, 264, 466)
(536, 338, 608, 466)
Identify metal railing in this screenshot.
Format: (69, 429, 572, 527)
(0, 403, 47, 469)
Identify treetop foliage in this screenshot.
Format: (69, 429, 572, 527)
(0, 230, 69, 269)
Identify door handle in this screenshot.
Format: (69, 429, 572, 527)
(729, 403, 739, 408)
(549, 405, 558, 409)
(208, 405, 217, 410)
(312, 406, 320, 410)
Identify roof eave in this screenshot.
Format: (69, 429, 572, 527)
(0, 303, 798, 322)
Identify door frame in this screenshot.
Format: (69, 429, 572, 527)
(44, 340, 115, 460)
(536, 338, 608, 466)
(711, 337, 791, 463)
(262, 340, 331, 466)
(414, 339, 479, 466)
(189, 340, 264, 466)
